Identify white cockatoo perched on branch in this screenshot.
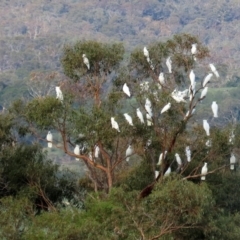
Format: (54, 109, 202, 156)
(185, 146, 191, 162)
(230, 153, 236, 170)
(203, 119, 210, 136)
(171, 89, 186, 103)
(164, 167, 171, 176)
(111, 117, 120, 132)
(166, 57, 172, 73)
(94, 145, 100, 159)
(191, 43, 197, 60)
(123, 83, 131, 97)
(143, 46, 149, 58)
(158, 72, 165, 86)
(82, 54, 90, 70)
(200, 87, 208, 100)
(136, 108, 144, 124)
(161, 103, 171, 114)
(211, 101, 218, 118)
(175, 153, 182, 166)
(74, 145, 80, 161)
(55, 86, 63, 102)
(202, 73, 213, 87)
(123, 113, 134, 126)
(146, 113, 152, 126)
(201, 162, 208, 180)
(157, 151, 167, 165)
(46, 131, 53, 148)
(145, 98, 152, 117)
(126, 145, 134, 162)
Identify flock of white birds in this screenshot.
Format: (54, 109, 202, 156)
(45, 47, 236, 181)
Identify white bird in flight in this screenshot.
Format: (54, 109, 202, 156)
(111, 117, 120, 132)
(201, 162, 208, 180)
(126, 145, 134, 162)
(209, 63, 219, 78)
(56, 86, 63, 102)
(175, 153, 182, 166)
(136, 108, 144, 124)
(200, 87, 208, 100)
(230, 153, 236, 170)
(124, 113, 134, 126)
(46, 131, 53, 148)
(211, 101, 218, 118)
(123, 83, 131, 97)
(166, 57, 172, 73)
(161, 102, 171, 114)
(203, 119, 210, 136)
(82, 54, 90, 70)
(202, 73, 213, 87)
(74, 145, 80, 161)
(185, 146, 191, 162)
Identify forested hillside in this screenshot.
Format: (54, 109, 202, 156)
(1, 0, 240, 105)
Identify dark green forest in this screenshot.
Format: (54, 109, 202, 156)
(0, 33, 240, 239)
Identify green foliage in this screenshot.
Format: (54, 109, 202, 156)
(0, 196, 34, 240)
(26, 97, 63, 128)
(61, 40, 124, 80)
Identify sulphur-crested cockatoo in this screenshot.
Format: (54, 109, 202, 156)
(56, 86, 63, 102)
(46, 131, 53, 148)
(185, 146, 191, 162)
(143, 46, 149, 58)
(74, 145, 80, 161)
(201, 162, 208, 180)
(145, 98, 152, 117)
(191, 43, 197, 55)
(158, 72, 165, 86)
(200, 87, 208, 99)
(175, 153, 182, 165)
(94, 145, 100, 158)
(136, 108, 144, 124)
(203, 119, 210, 136)
(157, 151, 167, 165)
(164, 167, 171, 176)
(82, 54, 90, 70)
(202, 73, 213, 87)
(111, 117, 120, 132)
(209, 63, 219, 78)
(126, 145, 134, 162)
(146, 113, 152, 126)
(123, 83, 131, 97)
(123, 113, 133, 126)
(211, 101, 218, 118)
(230, 153, 236, 170)
(161, 103, 171, 114)
(166, 57, 172, 73)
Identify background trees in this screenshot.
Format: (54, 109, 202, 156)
(1, 34, 240, 239)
